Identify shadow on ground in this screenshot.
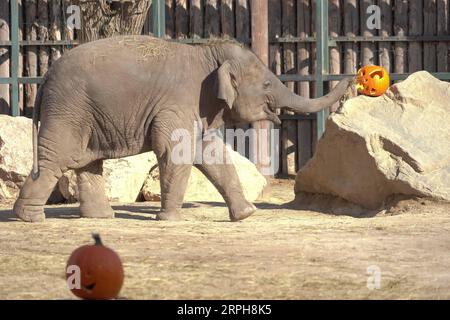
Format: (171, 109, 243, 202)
(0, 198, 381, 223)
(0, 205, 161, 223)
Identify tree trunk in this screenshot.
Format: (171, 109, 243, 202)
(379, 0, 392, 73)
(236, 0, 250, 43)
(360, 0, 376, 66)
(394, 0, 407, 78)
(25, 0, 38, 116)
(38, 0, 49, 76)
(190, 0, 203, 39)
(50, 0, 62, 62)
(328, 0, 340, 112)
(76, 0, 150, 42)
(408, 0, 423, 72)
(343, 0, 358, 96)
(165, 0, 175, 39)
(423, 0, 437, 72)
(437, 0, 449, 72)
(175, 0, 188, 39)
(221, 0, 234, 38)
(63, 0, 74, 45)
(205, 0, 220, 38)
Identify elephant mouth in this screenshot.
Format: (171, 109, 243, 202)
(264, 104, 281, 125)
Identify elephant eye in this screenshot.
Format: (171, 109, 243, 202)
(263, 80, 271, 89)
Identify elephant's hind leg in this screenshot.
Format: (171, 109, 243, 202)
(13, 165, 63, 222)
(76, 160, 114, 219)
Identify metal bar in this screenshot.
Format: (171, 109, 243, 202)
(4, 72, 450, 87)
(10, 0, 19, 116)
(4, 36, 450, 47)
(0, 78, 12, 84)
(278, 114, 316, 120)
(270, 35, 450, 44)
(175, 38, 252, 44)
(315, 0, 328, 139)
(271, 36, 316, 43)
(330, 35, 450, 42)
(18, 77, 45, 84)
(279, 72, 450, 82)
(279, 74, 315, 82)
(0, 40, 80, 46)
(4, 36, 450, 48)
(152, 0, 165, 38)
(174, 38, 211, 44)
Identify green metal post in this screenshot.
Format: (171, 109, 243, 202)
(10, 0, 19, 116)
(315, 0, 329, 139)
(152, 0, 165, 38)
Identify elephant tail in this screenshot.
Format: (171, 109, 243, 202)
(31, 78, 46, 180)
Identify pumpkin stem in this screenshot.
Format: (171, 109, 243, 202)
(92, 233, 103, 246)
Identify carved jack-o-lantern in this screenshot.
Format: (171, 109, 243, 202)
(66, 234, 124, 300)
(356, 65, 390, 97)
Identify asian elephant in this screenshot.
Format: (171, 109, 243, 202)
(13, 35, 353, 223)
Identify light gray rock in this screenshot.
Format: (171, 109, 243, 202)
(295, 71, 450, 209)
(59, 152, 158, 203)
(0, 115, 32, 201)
(141, 149, 267, 203)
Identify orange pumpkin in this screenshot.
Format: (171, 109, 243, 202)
(66, 234, 124, 300)
(356, 65, 390, 97)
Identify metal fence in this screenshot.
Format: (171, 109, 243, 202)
(1, 0, 450, 175)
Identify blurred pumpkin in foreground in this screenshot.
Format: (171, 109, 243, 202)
(66, 234, 124, 300)
(356, 65, 390, 97)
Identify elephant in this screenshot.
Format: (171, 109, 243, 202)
(13, 35, 353, 223)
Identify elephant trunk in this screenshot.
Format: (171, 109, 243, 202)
(276, 77, 354, 113)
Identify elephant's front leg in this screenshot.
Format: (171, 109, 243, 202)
(157, 160, 192, 221)
(195, 133, 257, 222)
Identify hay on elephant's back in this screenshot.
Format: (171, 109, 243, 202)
(117, 36, 171, 59)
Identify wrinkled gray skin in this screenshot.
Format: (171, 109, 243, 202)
(13, 36, 353, 222)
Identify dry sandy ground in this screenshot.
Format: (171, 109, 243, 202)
(0, 179, 449, 300)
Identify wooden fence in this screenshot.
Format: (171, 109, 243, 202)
(1, 0, 450, 176)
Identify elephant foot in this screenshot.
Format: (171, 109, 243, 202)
(13, 199, 46, 223)
(157, 210, 183, 221)
(80, 204, 115, 219)
(229, 201, 257, 222)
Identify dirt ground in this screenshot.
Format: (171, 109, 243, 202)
(0, 179, 449, 300)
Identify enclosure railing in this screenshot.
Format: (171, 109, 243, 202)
(2, 0, 450, 138)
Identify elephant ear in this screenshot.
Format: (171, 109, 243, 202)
(216, 60, 238, 109)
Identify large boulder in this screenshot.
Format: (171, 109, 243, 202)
(295, 71, 450, 210)
(0, 115, 32, 201)
(59, 152, 158, 203)
(141, 149, 267, 203)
